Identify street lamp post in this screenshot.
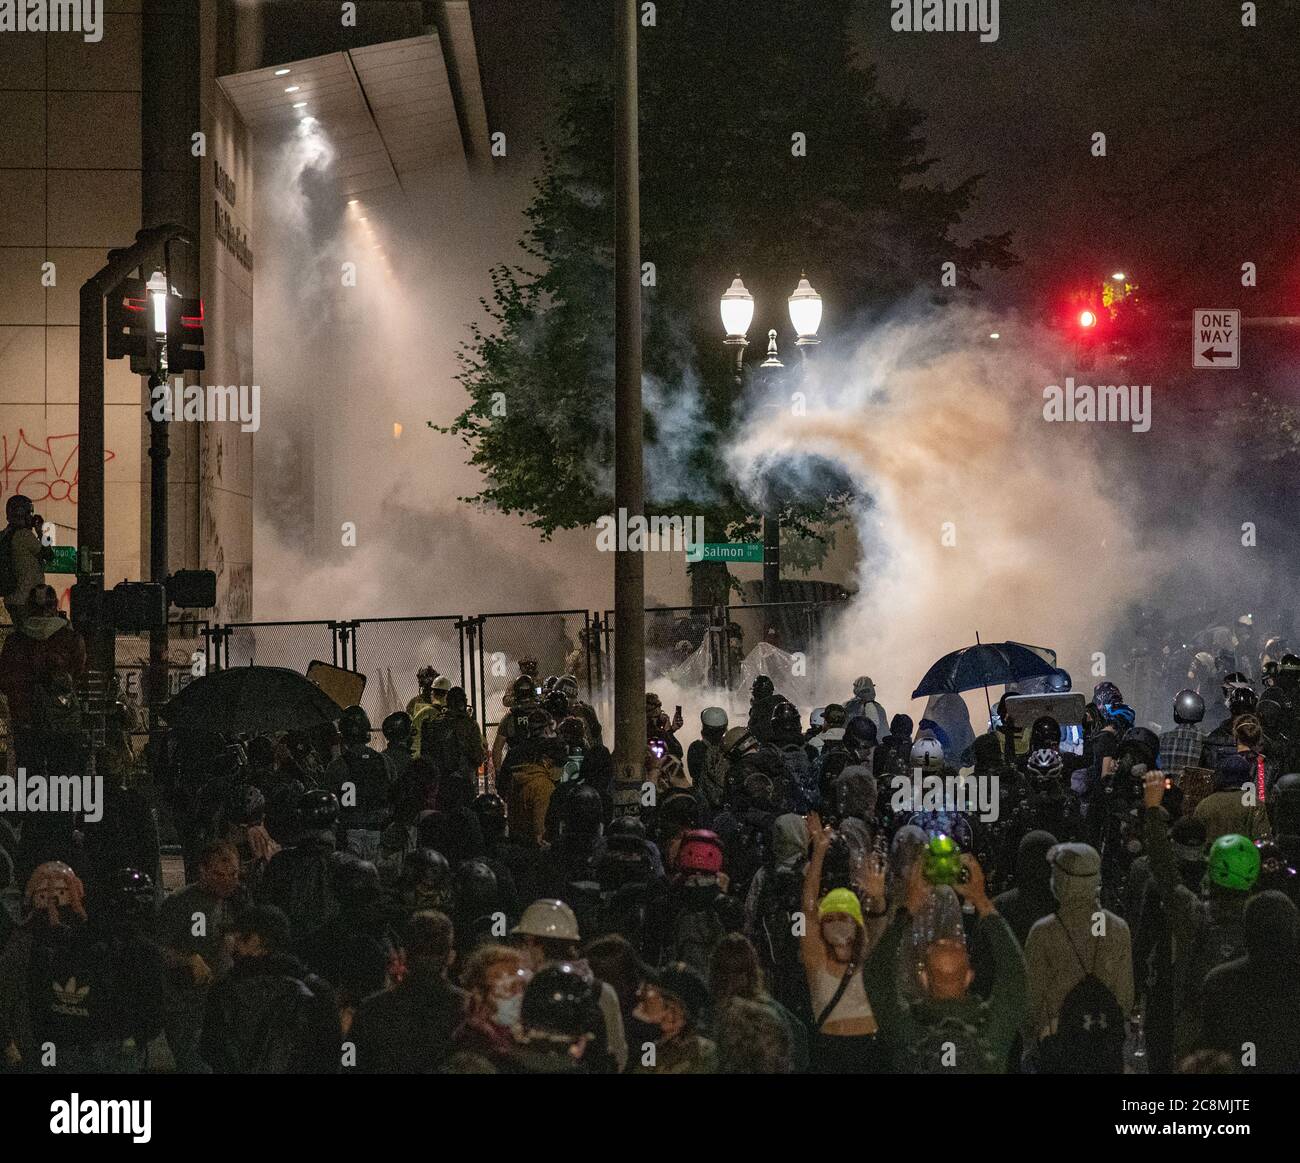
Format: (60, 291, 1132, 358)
(720, 272, 822, 606)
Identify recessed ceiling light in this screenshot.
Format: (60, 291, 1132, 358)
(284, 85, 300, 93)
(274, 68, 291, 76)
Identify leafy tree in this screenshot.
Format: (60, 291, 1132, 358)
(437, 0, 1016, 600)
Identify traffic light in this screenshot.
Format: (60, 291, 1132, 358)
(106, 276, 155, 374)
(165, 295, 205, 372)
(1078, 309, 1098, 329)
(110, 581, 168, 633)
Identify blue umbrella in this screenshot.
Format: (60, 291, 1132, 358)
(911, 640, 1058, 699)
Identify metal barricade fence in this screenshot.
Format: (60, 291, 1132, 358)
(351, 615, 468, 729)
(114, 619, 211, 733)
(210, 620, 348, 676)
(475, 609, 592, 737)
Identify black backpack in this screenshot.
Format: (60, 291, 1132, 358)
(755, 863, 807, 1014)
(0, 528, 16, 595)
(1039, 973, 1126, 1073)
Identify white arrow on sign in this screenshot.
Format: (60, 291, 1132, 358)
(1192, 308, 1240, 369)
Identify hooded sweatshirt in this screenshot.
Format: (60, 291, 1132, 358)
(0, 613, 86, 725)
(993, 830, 1059, 946)
(1198, 890, 1300, 1071)
(1023, 842, 1132, 1042)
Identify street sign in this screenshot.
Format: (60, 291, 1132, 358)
(1192, 308, 1240, 369)
(693, 542, 764, 563)
(48, 546, 78, 574)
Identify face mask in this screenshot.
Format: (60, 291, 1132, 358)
(493, 993, 523, 1029)
(823, 919, 856, 946)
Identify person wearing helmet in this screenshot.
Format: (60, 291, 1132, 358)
(420, 685, 487, 786)
(411, 675, 455, 751)
(686, 707, 730, 820)
(510, 961, 607, 1074)
(1142, 770, 1262, 1057)
(1160, 689, 1207, 779)
(407, 666, 438, 719)
(510, 898, 627, 1071)
(325, 706, 396, 862)
(747, 675, 784, 745)
(799, 812, 883, 1073)
(257, 791, 351, 955)
(350, 910, 466, 1073)
(631, 961, 716, 1074)
(490, 674, 543, 790)
(502, 657, 541, 709)
(381, 710, 413, 772)
(844, 677, 889, 740)
(1092, 680, 1123, 710)
(765, 701, 818, 814)
(0, 493, 49, 631)
(505, 732, 566, 849)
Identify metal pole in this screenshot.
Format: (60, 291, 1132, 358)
(612, 0, 646, 789)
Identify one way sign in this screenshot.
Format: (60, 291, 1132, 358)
(1193, 308, 1240, 369)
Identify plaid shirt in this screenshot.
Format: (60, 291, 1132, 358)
(1159, 723, 1205, 774)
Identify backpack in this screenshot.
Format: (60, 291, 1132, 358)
(260, 846, 343, 946)
(755, 863, 807, 1014)
(669, 898, 728, 974)
(1184, 904, 1248, 1004)
(0, 528, 16, 596)
(31, 674, 83, 739)
(422, 716, 470, 778)
(779, 744, 818, 814)
(896, 1011, 996, 1074)
(1040, 973, 1126, 1073)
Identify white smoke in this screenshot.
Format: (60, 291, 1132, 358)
(726, 304, 1166, 726)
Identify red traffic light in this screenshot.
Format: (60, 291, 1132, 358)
(1078, 309, 1097, 328)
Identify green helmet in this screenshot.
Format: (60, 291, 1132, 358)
(923, 833, 963, 886)
(1205, 834, 1260, 892)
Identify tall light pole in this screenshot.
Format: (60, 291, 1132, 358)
(612, 0, 646, 789)
(721, 272, 822, 606)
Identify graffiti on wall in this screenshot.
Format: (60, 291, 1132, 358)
(0, 430, 116, 505)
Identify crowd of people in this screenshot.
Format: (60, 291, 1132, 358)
(3, 587, 1300, 1074)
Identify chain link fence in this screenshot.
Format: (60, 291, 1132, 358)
(351, 616, 467, 729)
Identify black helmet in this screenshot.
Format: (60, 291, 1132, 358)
(297, 788, 340, 831)
(770, 700, 801, 736)
(1048, 669, 1072, 693)
(331, 853, 381, 906)
(542, 675, 560, 695)
(225, 781, 266, 827)
(1029, 715, 1061, 751)
(1119, 727, 1160, 769)
(111, 868, 155, 923)
(1173, 688, 1205, 725)
(473, 791, 507, 825)
(1273, 773, 1300, 818)
(751, 675, 775, 700)
(521, 962, 603, 1042)
(339, 705, 372, 744)
(1227, 686, 1258, 717)
(1259, 692, 1288, 734)
(1093, 681, 1122, 709)
(542, 690, 569, 720)
(823, 703, 847, 728)
(405, 847, 451, 887)
(382, 711, 412, 743)
(556, 675, 579, 701)
(455, 859, 498, 916)
(512, 675, 539, 703)
(845, 715, 878, 747)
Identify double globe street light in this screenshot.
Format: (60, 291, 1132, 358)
(719, 272, 822, 604)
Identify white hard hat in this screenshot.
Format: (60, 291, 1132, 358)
(701, 706, 728, 729)
(432, 675, 453, 692)
(910, 735, 945, 771)
(512, 898, 580, 942)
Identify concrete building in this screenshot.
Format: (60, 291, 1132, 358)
(0, 0, 490, 623)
